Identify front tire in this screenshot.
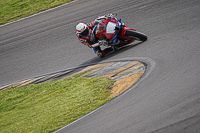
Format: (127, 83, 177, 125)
(125, 30, 147, 41)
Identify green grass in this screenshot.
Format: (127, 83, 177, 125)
(0, 0, 74, 25)
(0, 76, 115, 133)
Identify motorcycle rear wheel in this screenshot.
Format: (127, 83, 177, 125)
(125, 30, 147, 41)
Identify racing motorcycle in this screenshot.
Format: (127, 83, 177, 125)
(94, 14, 147, 49)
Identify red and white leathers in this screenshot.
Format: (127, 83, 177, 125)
(75, 16, 114, 57)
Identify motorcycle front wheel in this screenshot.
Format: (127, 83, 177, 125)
(125, 30, 147, 42)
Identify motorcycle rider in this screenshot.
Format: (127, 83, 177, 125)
(75, 14, 116, 57)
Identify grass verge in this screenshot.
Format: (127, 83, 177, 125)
(0, 0, 74, 25)
(0, 76, 115, 133)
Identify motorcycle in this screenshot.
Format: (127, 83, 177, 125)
(94, 14, 147, 49)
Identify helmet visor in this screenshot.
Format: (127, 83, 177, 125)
(80, 27, 89, 37)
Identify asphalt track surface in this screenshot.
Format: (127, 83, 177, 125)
(1, 0, 200, 132)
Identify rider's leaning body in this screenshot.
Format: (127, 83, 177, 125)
(75, 15, 115, 57)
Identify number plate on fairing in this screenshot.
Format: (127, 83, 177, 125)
(106, 22, 117, 33)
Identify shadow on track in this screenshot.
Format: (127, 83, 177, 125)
(44, 41, 145, 82)
(79, 41, 144, 66)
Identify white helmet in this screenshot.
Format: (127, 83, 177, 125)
(76, 23, 89, 37)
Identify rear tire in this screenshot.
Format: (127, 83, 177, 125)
(125, 30, 147, 41)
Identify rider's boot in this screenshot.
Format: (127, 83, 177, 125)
(97, 51, 103, 57)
